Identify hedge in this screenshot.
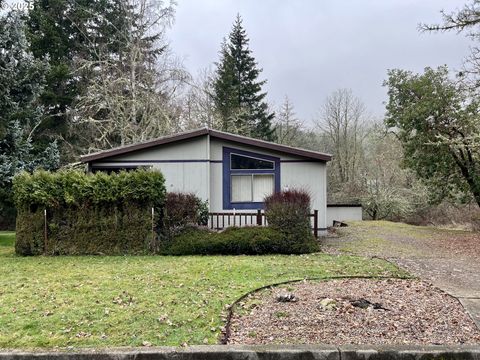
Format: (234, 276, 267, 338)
(161, 226, 319, 255)
(13, 169, 165, 210)
(13, 169, 166, 256)
(12, 171, 318, 256)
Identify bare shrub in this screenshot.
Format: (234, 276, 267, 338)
(406, 202, 480, 230)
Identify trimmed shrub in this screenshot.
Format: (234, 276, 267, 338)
(162, 192, 209, 240)
(13, 169, 166, 256)
(15, 204, 154, 256)
(264, 189, 314, 248)
(13, 169, 166, 210)
(196, 198, 209, 226)
(15, 209, 44, 256)
(161, 226, 319, 255)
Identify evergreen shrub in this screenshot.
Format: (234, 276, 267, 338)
(161, 226, 318, 255)
(264, 189, 316, 250)
(13, 169, 166, 255)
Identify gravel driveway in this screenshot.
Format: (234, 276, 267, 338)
(323, 221, 480, 329)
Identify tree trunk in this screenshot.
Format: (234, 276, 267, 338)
(451, 150, 480, 207)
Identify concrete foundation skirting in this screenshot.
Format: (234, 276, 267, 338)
(0, 345, 479, 360)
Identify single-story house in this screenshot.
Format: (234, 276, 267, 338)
(80, 128, 362, 233)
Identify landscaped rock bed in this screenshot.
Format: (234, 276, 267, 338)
(227, 279, 480, 345)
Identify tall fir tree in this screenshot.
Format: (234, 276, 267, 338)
(0, 11, 59, 228)
(0, 11, 48, 139)
(212, 15, 275, 141)
(26, 0, 132, 161)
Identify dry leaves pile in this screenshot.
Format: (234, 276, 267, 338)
(228, 279, 480, 345)
(427, 232, 480, 258)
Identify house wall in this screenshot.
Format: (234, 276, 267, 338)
(87, 135, 329, 231)
(281, 162, 327, 228)
(88, 136, 210, 201)
(209, 138, 328, 230)
(326, 205, 363, 226)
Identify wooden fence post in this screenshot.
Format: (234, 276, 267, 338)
(44, 209, 48, 254)
(313, 209, 318, 239)
(256, 209, 262, 226)
(151, 207, 155, 251)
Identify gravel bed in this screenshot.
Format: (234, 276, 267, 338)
(227, 279, 480, 345)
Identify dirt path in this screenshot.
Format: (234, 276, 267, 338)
(323, 221, 480, 329)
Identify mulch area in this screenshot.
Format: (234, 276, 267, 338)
(227, 279, 480, 345)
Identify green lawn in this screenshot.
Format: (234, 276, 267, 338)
(0, 231, 15, 256)
(0, 231, 407, 349)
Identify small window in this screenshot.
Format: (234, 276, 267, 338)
(230, 153, 274, 170)
(91, 165, 151, 174)
(92, 167, 138, 174)
(231, 174, 274, 202)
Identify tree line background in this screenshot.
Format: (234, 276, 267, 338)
(1, 0, 479, 229)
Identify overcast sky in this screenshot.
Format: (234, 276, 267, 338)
(168, 0, 472, 125)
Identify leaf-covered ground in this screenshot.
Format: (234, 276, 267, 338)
(323, 221, 480, 298)
(325, 220, 480, 259)
(0, 232, 406, 349)
(323, 221, 480, 328)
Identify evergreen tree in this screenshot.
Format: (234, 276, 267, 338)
(385, 66, 480, 207)
(0, 11, 59, 228)
(212, 15, 275, 141)
(0, 11, 48, 139)
(26, 0, 132, 160)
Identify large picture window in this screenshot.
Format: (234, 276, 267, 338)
(223, 147, 280, 210)
(231, 174, 274, 202)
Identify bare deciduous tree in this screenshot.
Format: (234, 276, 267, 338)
(274, 96, 304, 146)
(179, 68, 219, 130)
(421, 1, 480, 87)
(71, 0, 188, 153)
(316, 89, 367, 186)
(178, 67, 259, 136)
(361, 124, 428, 220)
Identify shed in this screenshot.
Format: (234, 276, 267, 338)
(80, 128, 334, 233)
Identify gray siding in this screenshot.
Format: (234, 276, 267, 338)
(281, 162, 327, 229)
(88, 134, 328, 231)
(209, 138, 327, 230)
(90, 136, 210, 201)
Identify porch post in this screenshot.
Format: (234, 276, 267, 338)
(256, 209, 262, 226)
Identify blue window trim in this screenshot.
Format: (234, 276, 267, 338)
(222, 147, 280, 210)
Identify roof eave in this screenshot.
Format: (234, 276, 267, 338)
(80, 128, 209, 163)
(80, 128, 332, 163)
(208, 130, 332, 162)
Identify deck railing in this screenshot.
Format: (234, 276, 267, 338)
(208, 209, 320, 238)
